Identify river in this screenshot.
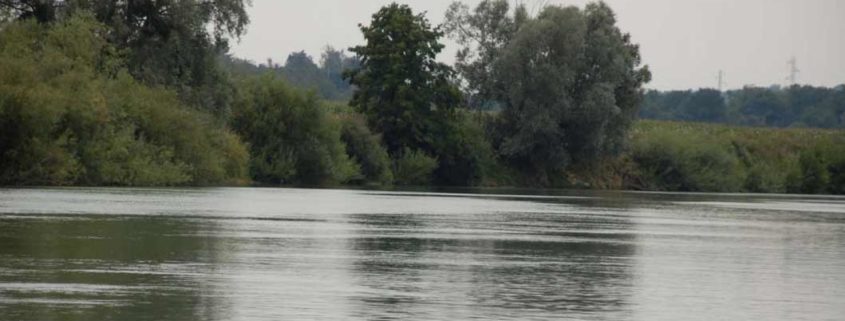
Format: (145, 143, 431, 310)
(1, 187, 844, 320)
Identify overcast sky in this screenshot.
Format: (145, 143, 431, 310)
(230, 0, 845, 90)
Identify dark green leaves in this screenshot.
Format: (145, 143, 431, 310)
(346, 3, 461, 156)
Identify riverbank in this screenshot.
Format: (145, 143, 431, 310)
(573, 120, 845, 194)
(4, 120, 842, 195)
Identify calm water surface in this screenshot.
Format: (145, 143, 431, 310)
(1, 187, 844, 320)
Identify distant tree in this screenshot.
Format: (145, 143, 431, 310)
(319, 46, 357, 99)
(729, 87, 787, 126)
(282, 51, 326, 89)
(491, 3, 650, 183)
(641, 86, 845, 129)
(345, 3, 462, 155)
(320, 46, 346, 88)
(680, 89, 726, 122)
(640, 90, 690, 120)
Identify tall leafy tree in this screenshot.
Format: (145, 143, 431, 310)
(491, 3, 650, 183)
(443, 0, 518, 109)
(345, 3, 462, 155)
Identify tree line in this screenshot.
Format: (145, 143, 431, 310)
(641, 86, 845, 128)
(223, 48, 359, 101)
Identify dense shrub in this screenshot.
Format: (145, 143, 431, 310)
(794, 151, 830, 194)
(628, 121, 845, 194)
(630, 128, 744, 192)
(393, 149, 438, 186)
(430, 112, 497, 186)
(0, 17, 247, 186)
(785, 142, 845, 194)
(828, 156, 845, 195)
(231, 76, 358, 186)
(339, 113, 393, 185)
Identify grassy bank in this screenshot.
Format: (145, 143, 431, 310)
(613, 121, 845, 194)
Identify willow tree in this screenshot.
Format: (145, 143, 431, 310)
(443, 0, 521, 109)
(447, 1, 651, 184)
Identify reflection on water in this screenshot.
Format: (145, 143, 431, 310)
(0, 215, 229, 321)
(0, 187, 844, 321)
(346, 211, 636, 320)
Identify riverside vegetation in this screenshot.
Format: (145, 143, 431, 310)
(0, 1, 842, 194)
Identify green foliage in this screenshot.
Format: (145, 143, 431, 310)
(0, 16, 247, 186)
(1, 0, 251, 117)
(280, 49, 358, 101)
(795, 150, 830, 194)
(220, 47, 359, 102)
(231, 76, 358, 186)
(346, 3, 499, 187)
(828, 153, 845, 195)
(785, 141, 845, 194)
(281, 51, 336, 99)
(630, 127, 744, 192)
(485, 2, 650, 184)
(429, 112, 497, 186)
(393, 149, 438, 186)
(642, 85, 845, 129)
(346, 3, 462, 155)
(444, 0, 516, 109)
(628, 121, 845, 194)
(319, 46, 359, 99)
(339, 113, 393, 185)
(4, 1, 840, 195)
(744, 163, 786, 193)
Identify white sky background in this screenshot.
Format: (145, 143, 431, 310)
(230, 0, 845, 90)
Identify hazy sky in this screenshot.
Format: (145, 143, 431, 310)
(231, 0, 845, 90)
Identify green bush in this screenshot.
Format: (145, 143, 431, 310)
(0, 16, 247, 186)
(339, 113, 393, 185)
(430, 112, 497, 186)
(744, 163, 787, 193)
(629, 121, 845, 194)
(786, 141, 845, 194)
(231, 76, 358, 186)
(819, 142, 845, 195)
(795, 151, 830, 194)
(631, 126, 745, 192)
(828, 157, 845, 195)
(393, 149, 438, 186)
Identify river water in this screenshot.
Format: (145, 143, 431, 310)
(0, 187, 843, 320)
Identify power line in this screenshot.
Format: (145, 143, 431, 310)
(787, 56, 800, 86)
(717, 70, 724, 91)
